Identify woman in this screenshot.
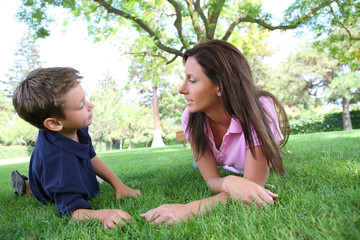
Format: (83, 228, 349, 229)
(141, 40, 289, 225)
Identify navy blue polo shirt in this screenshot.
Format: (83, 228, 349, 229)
(28, 127, 100, 217)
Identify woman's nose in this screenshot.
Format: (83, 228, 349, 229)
(178, 81, 187, 94)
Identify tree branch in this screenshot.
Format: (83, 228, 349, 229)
(94, 0, 183, 56)
(166, 46, 185, 64)
(167, 0, 189, 49)
(329, 5, 359, 41)
(207, 0, 225, 39)
(128, 51, 169, 62)
(185, 0, 205, 41)
(222, 0, 335, 40)
(194, 0, 209, 38)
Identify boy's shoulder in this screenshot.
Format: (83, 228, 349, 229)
(34, 127, 93, 157)
(37, 127, 90, 144)
(33, 130, 63, 157)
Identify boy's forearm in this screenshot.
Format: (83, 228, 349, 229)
(91, 156, 123, 189)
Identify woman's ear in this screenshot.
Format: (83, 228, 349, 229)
(216, 86, 221, 97)
(43, 118, 63, 132)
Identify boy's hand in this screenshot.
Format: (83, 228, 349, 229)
(72, 209, 132, 229)
(115, 184, 141, 200)
(98, 209, 132, 229)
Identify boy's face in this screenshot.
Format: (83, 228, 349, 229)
(59, 83, 94, 132)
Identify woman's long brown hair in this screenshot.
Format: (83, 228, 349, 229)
(183, 40, 289, 175)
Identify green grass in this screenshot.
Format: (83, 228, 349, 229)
(0, 130, 359, 239)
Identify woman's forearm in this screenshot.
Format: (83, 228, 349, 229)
(140, 192, 230, 225)
(185, 192, 229, 216)
(205, 177, 226, 193)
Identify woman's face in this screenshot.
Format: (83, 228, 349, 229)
(179, 56, 221, 114)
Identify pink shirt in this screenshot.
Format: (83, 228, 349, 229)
(181, 97, 283, 174)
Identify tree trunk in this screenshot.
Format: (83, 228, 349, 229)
(151, 84, 165, 147)
(145, 134, 149, 147)
(120, 138, 123, 150)
(342, 97, 353, 131)
(109, 140, 113, 151)
(128, 123, 133, 149)
(99, 140, 103, 152)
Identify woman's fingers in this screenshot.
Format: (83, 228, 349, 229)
(241, 187, 276, 206)
(141, 211, 169, 225)
(264, 188, 278, 198)
(104, 220, 116, 229)
(141, 205, 179, 225)
(140, 210, 158, 222)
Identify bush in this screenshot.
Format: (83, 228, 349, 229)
(290, 110, 360, 134)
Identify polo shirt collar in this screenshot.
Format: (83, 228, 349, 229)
(228, 117, 243, 134)
(44, 129, 90, 159)
(204, 115, 243, 135)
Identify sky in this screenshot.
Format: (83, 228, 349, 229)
(0, 0, 300, 94)
(0, 0, 131, 93)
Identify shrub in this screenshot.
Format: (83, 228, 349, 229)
(290, 110, 360, 134)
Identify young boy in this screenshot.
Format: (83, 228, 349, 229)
(11, 67, 140, 229)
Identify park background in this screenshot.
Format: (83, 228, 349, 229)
(0, 1, 359, 239)
(1, 0, 359, 159)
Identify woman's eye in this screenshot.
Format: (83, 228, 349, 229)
(189, 78, 196, 83)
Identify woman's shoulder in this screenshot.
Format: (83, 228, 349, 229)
(259, 96, 274, 106)
(259, 96, 276, 112)
(181, 107, 189, 123)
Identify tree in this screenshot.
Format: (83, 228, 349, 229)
(1, 31, 42, 98)
(0, 30, 40, 150)
(121, 1, 271, 147)
(89, 75, 121, 151)
(258, 45, 339, 119)
(126, 36, 178, 147)
(89, 74, 153, 150)
(18, 0, 341, 62)
(312, 22, 360, 129)
(284, 0, 360, 44)
(121, 102, 153, 149)
(159, 84, 186, 123)
(326, 71, 360, 130)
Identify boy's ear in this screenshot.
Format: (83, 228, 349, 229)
(43, 118, 63, 132)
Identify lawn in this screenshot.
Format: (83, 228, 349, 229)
(0, 130, 359, 239)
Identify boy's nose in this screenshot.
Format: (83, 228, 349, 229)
(88, 101, 94, 110)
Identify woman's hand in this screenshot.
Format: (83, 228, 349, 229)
(140, 204, 193, 225)
(222, 175, 277, 206)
